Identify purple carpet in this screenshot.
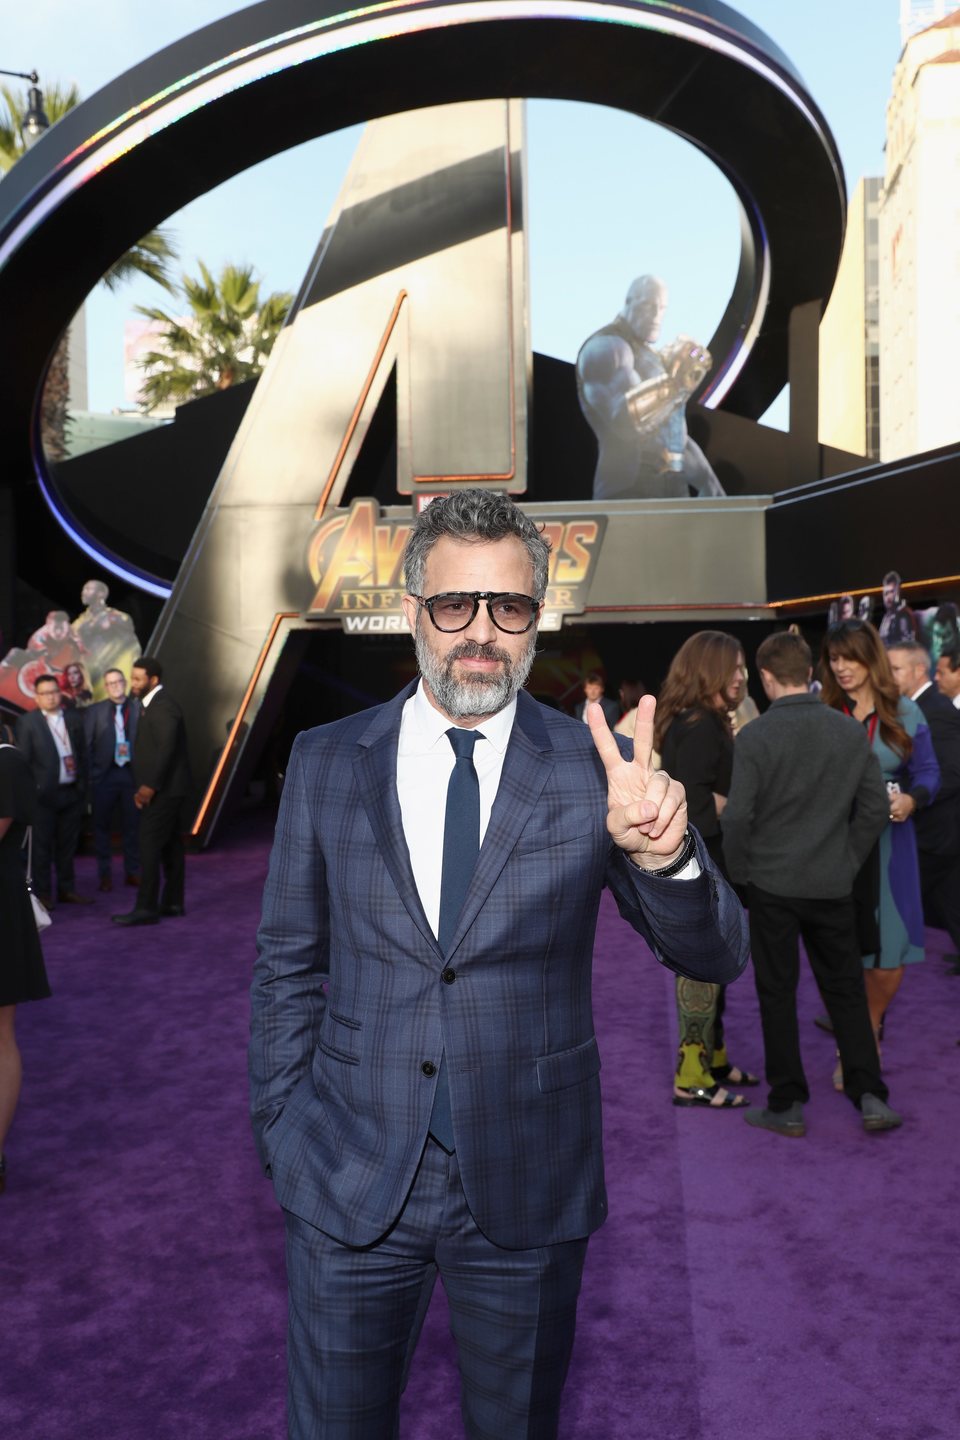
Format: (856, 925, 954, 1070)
(4, 817, 958, 1439)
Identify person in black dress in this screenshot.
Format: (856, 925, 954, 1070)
(0, 741, 52, 1194)
(654, 631, 757, 1108)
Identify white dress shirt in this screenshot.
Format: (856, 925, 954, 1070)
(140, 683, 163, 709)
(397, 683, 516, 940)
(911, 681, 932, 703)
(396, 683, 699, 940)
(44, 708, 75, 784)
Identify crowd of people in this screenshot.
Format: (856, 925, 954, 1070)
(0, 655, 190, 1194)
(573, 610, 960, 1134)
(4, 489, 960, 1439)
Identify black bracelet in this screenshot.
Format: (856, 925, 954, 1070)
(638, 830, 697, 879)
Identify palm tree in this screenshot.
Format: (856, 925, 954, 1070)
(0, 81, 178, 460)
(135, 262, 292, 411)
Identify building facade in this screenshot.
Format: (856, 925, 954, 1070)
(880, 13, 960, 460)
(819, 176, 881, 460)
(900, 0, 960, 47)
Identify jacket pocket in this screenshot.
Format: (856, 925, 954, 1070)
(536, 1035, 601, 1093)
(515, 817, 597, 857)
(316, 1009, 362, 1065)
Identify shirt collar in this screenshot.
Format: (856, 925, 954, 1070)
(911, 681, 932, 702)
(405, 679, 517, 754)
(141, 683, 163, 709)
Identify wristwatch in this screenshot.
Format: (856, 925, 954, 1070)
(639, 829, 696, 878)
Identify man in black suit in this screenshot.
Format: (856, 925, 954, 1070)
(15, 673, 92, 907)
(112, 656, 191, 927)
(889, 640, 960, 961)
(936, 645, 960, 709)
(573, 670, 619, 728)
(84, 668, 140, 893)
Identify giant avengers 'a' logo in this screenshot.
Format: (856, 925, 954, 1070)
(0, 0, 844, 592)
(0, 0, 846, 842)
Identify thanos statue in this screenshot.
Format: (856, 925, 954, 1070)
(576, 275, 725, 500)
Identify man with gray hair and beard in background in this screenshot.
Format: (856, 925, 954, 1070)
(250, 488, 747, 1439)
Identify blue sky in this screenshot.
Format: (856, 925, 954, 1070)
(2, 1, 903, 423)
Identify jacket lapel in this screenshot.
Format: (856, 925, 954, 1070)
(36, 710, 59, 766)
(445, 691, 554, 958)
(353, 683, 442, 958)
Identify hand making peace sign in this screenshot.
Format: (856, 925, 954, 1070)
(586, 694, 689, 868)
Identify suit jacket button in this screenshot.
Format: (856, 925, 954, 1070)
(421, 1061, 436, 1077)
(441, 968, 456, 984)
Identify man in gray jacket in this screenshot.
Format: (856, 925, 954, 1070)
(722, 630, 900, 1136)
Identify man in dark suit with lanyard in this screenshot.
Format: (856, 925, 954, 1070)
(15, 673, 91, 907)
(250, 489, 748, 1439)
(888, 640, 960, 963)
(84, 668, 140, 893)
(112, 656, 191, 927)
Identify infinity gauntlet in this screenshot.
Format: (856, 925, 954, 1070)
(660, 336, 712, 393)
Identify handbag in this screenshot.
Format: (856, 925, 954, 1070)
(24, 827, 52, 933)
(0, 744, 53, 933)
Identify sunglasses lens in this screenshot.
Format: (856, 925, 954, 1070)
(430, 595, 476, 631)
(490, 596, 537, 632)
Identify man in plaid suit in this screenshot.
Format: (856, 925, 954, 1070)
(250, 490, 748, 1439)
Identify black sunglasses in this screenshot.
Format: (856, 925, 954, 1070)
(411, 591, 542, 634)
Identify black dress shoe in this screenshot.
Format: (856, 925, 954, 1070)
(160, 904, 186, 917)
(745, 1103, 806, 1138)
(861, 1094, 903, 1132)
(58, 891, 94, 905)
(111, 910, 160, 926)
(125, 874, 140, 887)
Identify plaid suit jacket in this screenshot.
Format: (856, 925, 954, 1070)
(250, 683, 747, 1249)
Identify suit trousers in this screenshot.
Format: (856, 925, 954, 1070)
(746, 885, 887, 1111)
(137, 791, 185, 913)
(92, 766, 140, 878)
(919, 847, 960, 952)
(284, 1138, 588, 1440)
(33, 783, 85, 897)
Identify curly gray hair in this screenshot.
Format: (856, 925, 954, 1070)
(403, 489, 551, 599)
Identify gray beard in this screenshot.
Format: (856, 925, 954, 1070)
(415, 624, 537, 721)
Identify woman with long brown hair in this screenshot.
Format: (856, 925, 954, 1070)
(655, 631, 756, 1108)
(821, 620, 939, 1053)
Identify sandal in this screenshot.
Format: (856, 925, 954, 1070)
(673, 1084, 750, 1109)
(711, 1063, 760, 1087)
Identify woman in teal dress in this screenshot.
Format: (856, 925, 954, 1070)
(821, 621, 939, 1042)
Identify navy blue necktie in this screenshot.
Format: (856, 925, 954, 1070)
(429, 727, 483, 1151)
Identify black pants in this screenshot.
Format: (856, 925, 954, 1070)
(92, 767, 140, 879)
(138, 791, 185, 914)
(919, 847, 960, 952)
(746, 885, 886, 1111)
(33, 784, 85, 898)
